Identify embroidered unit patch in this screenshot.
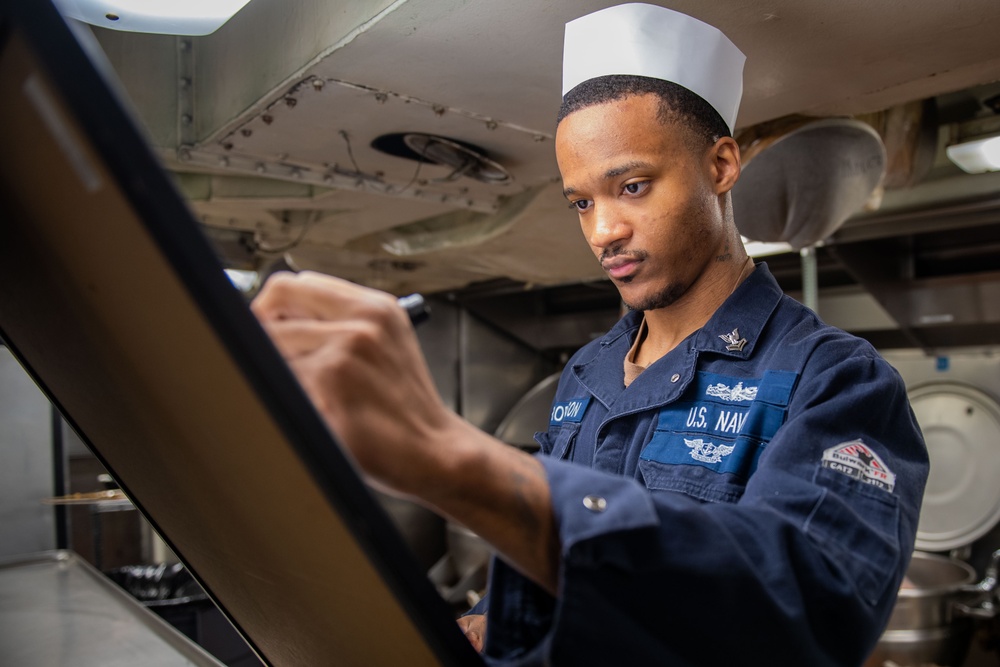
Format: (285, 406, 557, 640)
(822, 439, 896, 492)
(706, 381, 758, 402)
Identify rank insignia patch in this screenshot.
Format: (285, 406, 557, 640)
(718, 328, 747, 352)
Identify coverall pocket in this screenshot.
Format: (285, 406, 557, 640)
(637, 458, 748, 504)
(546, 424, 580, 460)
(806, 466, 901, 606)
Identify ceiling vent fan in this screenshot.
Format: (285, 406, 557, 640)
(372, 133, 512, 185)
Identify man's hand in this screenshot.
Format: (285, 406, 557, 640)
(456, 614, 487, 652)
(251, 271, 451, 495)
(251, 271, 561, 593)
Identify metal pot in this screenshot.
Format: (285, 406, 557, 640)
(866, 550, 1000, 667)
(888, 552, 978, 630)
(868, 624, 974, 667)
(447, 522, 493, 581)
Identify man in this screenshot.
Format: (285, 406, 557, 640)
(252, 4, 928, 665)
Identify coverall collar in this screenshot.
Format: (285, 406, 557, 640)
(573, 261, 783, 410)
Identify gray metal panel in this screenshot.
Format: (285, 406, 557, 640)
(883, 351, 1000, 400)
(0, 347, 54, 558)
(0, 551, 224, 667)
(883, 351, 1000, 570)
(493, 373, 559, 450)
(416, 297, 556, 434)
(459, 309, 553, 435)
(415, 298, 460, 414)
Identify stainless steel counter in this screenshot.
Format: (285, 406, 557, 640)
(0, 551, 225, 667)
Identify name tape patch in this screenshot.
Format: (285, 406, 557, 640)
(550, 397, 591, 425)
(822, 439, 896, 492)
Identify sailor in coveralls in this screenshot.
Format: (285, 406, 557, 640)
(253, 4, 928, 665)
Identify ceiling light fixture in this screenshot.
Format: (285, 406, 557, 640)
(946, 135, 1000, 174)
(53, 0, 254, 36)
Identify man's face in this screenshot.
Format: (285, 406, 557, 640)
(555, 94, 731, 311)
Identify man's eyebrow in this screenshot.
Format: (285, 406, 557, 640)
(563, 161, 656, 199)
(604, 161, 654, 179)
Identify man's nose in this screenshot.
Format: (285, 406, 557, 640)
(586, 206, 631, 250)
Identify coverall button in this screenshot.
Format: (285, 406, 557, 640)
(670, 373, 681, 382)
(583, 495, 607, 512)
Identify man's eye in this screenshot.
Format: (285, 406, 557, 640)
(569, 199, 592, 212)
(623, 182, 648, 195)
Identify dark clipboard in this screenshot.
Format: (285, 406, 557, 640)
(0, 3, 483, 665)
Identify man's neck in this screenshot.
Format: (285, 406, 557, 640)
(633, 257, 753, 368)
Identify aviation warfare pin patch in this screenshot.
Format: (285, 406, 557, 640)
(822, 439, 896, 492)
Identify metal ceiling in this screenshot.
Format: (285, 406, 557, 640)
(82, 0, 1000, 350)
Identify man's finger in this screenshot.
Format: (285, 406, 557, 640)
(259, 318, 381, 361)
(252, 271, 397, 323)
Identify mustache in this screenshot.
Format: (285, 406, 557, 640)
(599, 245, 648, 264)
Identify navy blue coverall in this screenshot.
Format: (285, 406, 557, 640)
(480, 262, 928, 666)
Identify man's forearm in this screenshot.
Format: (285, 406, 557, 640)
(411, 413, 561, 595)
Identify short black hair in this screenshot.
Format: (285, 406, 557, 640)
(557, 75, 731, 146)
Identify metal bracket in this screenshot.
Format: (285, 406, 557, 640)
(174, 146, 501, 214)
(176, 36, 196, 148)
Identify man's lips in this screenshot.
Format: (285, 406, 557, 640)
(601, 256, 641, 280)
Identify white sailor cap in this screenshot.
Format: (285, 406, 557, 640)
(562, 3, 746, 132)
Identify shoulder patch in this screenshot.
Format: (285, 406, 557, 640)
(822, 439, 896, 492)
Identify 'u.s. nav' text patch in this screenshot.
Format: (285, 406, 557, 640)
(640, 370, 798, 479)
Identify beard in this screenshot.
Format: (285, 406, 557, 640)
(600, 246, 686, 312)
(620, 280, 685, 312)
(601, 247, 687, 311)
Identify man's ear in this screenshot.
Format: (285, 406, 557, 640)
(708, 136, 741, 195)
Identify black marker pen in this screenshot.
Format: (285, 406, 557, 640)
(397, 293, 430, 326)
